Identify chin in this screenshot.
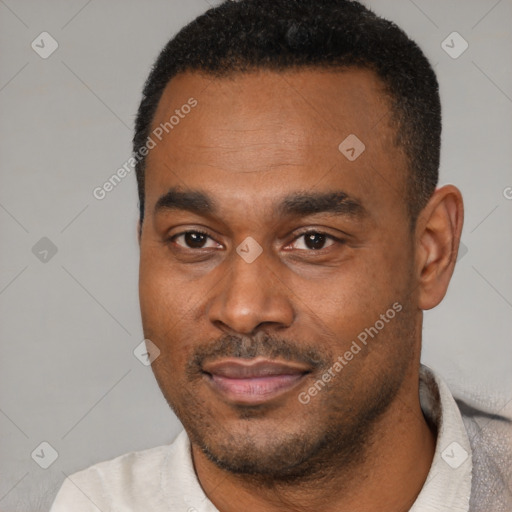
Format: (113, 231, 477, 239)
(198, 425, 327, 480)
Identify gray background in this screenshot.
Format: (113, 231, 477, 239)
(0, 1, 511, 510)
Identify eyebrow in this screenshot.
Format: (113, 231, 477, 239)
(277, 191, 366, 218)
(154, 187, 366, 219)
(155, 188, 215, 216)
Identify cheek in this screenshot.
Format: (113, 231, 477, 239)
(139, 251, 206, 362)
(139, 243, 185, 320)
(292, 244, 412, 348)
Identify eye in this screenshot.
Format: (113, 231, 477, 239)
(170, 230, 221, 250)
(288, 231, 339, 251)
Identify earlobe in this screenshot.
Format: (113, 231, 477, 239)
(416, 185, 464, 310)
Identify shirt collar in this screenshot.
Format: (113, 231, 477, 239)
(162, 364, 473, 512)
(159, 428, 218, 511)
(409, 364, 473, 512)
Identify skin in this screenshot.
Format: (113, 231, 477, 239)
(138, 68, 464, 512)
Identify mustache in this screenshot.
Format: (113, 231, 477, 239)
(187, 331, 329, 378)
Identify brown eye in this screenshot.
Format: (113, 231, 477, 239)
(304, 232, 329, 250)
(290, 231, 337, 251)
(171, 231, 220, 249)
(184, 232, 207, 248)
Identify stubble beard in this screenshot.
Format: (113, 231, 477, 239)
(152, 305, 417, 489)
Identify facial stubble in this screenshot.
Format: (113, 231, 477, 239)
(150, 305, 417, 489)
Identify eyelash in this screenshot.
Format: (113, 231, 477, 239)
(169, 229, 216, 248)
(168, 229, 345, 251)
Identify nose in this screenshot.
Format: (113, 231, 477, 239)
(207, 247, 295, 335)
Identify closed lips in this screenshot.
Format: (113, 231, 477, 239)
(202, 359, 311, 378)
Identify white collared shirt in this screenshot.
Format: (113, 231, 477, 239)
(50, 365, 472, 511)
(410, 365, 472, 511)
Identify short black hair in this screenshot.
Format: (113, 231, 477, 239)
(134, 0, 441, 225)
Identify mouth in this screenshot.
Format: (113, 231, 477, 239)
(202, 357, 312, 405)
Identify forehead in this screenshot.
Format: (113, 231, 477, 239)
(151, 67, 392, 143)
(145, 68, 407, 218)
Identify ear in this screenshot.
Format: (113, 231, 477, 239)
(414, 185, 464, 310)
(137, 220, 142, 246)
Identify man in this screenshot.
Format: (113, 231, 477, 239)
(50, 0, 511, 510)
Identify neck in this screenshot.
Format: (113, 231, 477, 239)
(191, 362, 436, 512)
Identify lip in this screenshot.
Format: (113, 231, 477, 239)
(202, 358, 311, 405)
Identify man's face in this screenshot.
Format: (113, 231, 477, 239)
(139, 68, 419, 479)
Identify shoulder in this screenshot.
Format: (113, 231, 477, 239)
(456, 397, 512, 453)
(50, 433, 186, 511)
(456, 398, 512, 512)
